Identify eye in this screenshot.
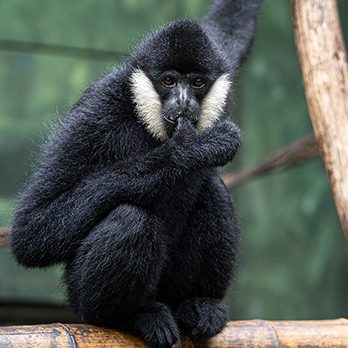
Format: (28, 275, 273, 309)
(162, 76, 177, 88)
(191, 77, 206, 89)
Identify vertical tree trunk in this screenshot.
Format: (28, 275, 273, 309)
(292, 0, 348, 240)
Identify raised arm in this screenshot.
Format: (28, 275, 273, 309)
(202, 0, 263, 73)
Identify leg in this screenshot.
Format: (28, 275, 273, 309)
(174, 176, 239, 340)
(65, 204, 180, 347)
(65, 204, 166, 325)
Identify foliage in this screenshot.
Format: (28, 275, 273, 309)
(0, 0, 347, 319)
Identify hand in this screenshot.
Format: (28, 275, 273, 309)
(169, 119, 241, 170)
(196, 119, 241, 167)
(170, 117, 198, 144)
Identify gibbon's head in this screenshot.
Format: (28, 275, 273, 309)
(129, 19, 232, 141)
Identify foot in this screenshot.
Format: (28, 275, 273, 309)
(175, 298, 228, 340)
(132, 301, 180, 348)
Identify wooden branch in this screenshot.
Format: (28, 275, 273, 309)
(0, 227, 9, 246)
(292, 0, 348, 240)
(222, 135, 318, 188)
(0, 319, 347, 347)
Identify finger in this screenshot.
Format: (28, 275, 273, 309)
(175, 118, 197, 135)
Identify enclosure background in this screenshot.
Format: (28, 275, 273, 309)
(0, 0, 347, 323)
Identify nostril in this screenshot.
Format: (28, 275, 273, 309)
(177, 98, 190, 108)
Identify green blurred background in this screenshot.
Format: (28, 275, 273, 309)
(0, 0, 347, 324)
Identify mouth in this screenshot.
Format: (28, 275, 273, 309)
(163, 112, 198, 127)
(163, 115, 177, 124)
(163, 114, 199, 138)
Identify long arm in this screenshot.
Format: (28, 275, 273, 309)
(11, 88, 240, 268)
(202, 0, 263, 73)
(11, 145, 179, 267)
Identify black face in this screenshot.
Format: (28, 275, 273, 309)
(152, 70, 212, 136)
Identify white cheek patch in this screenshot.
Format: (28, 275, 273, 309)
(198, 73, 231, 131)
(130, 68, 168, 141)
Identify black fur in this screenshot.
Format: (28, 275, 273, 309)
(203, 0, 263, 74)
(11, 1, 262, 347)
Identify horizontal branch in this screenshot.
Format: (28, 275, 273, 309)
(0, 320, 347, 347)
(222, 135, 319, 188)
(0, 39, 125, 61)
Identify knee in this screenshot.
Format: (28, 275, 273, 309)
(66, 203, 165, 298)
(102, 204, 158, 232)
(110, 204, 146, 220)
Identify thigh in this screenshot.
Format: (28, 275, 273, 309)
(65, 204, 167, 322)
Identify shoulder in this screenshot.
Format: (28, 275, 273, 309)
(71, 65, 134, 122)
(43, 65, 156, 164)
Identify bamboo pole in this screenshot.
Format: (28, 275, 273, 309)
(0, 319, 347, 347)
(292, 0, 348, 240)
